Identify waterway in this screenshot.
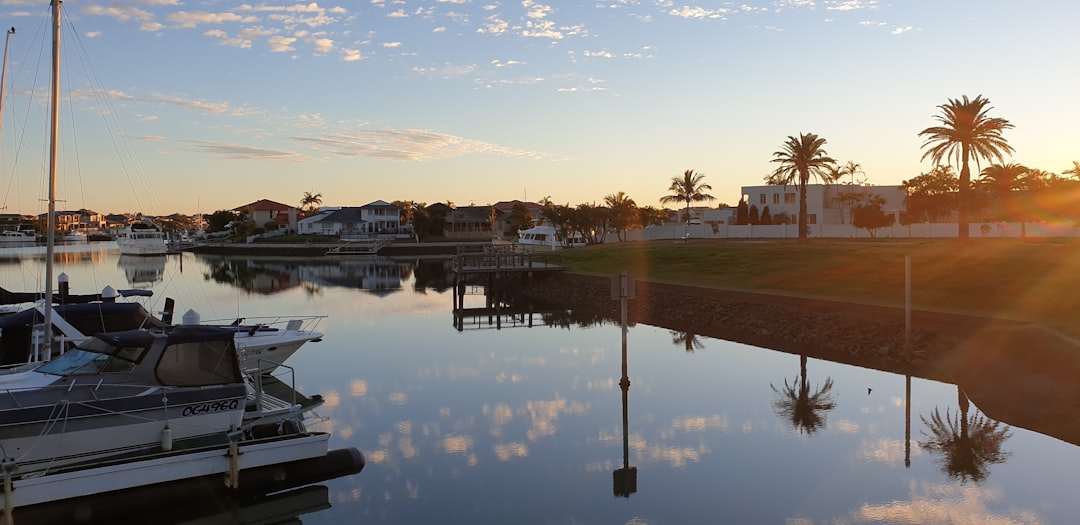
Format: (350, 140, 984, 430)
(2, 243, 1078, 524)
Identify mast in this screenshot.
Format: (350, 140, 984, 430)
(42, 0, 61, 355)
(0, 27, 14, 138)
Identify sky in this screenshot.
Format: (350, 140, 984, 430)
(0, 0, 1076, 216)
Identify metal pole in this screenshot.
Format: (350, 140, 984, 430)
(43, 1, 61, 353)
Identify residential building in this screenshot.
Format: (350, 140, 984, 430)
(296, 201, 403, 237)
(233, 199, 299, 232)
(740, 184, 906, 225)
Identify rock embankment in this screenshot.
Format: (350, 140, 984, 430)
(516, 272, 1017, 377)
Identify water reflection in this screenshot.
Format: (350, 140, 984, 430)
(669, 330, 705, 353)
(117, 254, 165, 288)
(920, 386, 1012, 482)
(771, 354, 837, 435)
(199, 255, 416, 296)
(201, 256, 304, 294)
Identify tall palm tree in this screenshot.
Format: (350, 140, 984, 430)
(920, 387, 1011, 482)
(767, 132, 837, 240)
(660, 170, 714, 234)
(842, 160, 864, 185)
(771, 354, 836, 434)
(919, 95, 1014, 240)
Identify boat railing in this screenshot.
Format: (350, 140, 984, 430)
(201, 315, 327, 336)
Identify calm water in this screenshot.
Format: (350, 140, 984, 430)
(3, 244, 1079, 524)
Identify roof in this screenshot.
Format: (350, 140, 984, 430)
(449, 206, 493, 223)
(234, 199, 297, 212)
(317, 207, 365, 224)
(362, 200, 399, 210)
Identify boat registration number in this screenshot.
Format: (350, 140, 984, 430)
(182, 399, 240, 417)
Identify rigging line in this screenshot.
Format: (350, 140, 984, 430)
(62, 18, 167, 217)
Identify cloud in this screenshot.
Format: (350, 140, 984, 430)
(826, 0, 878, 10)
(180, 140, 305, 161)
(433, 26, 447, 32)
(82, 4, 162, 32)
(167, 11, 248, 29)
(891, 25, 913, 34)
(204, 29, 252, 49)
(477, 14, 508, 35)
(269, 35, 298, 52)
(293, 128, 544, 161)
(668, 6, 731, 19)
(388, 9, 409, 18)
(148, 94, 232, 115)
(312, 38, 334, 54)
(342, 48, 364, 61)
(85, 31, 102, 38)
(584, 50, 613, 59)
(382, 41, 403, 48)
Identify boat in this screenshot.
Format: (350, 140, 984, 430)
(517, 224, 586, 251)
(117, 253, 166, 287)
(0, 230, 34, 245)
(59, 229, 87, 242)
(0, 300, 326, 374)
(0, 324, 346, 510)
(116, 222, 167, 255)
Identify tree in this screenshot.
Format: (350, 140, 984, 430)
(604, 191, 639, 241)
(841, 160, 865, 185)
(851, 194, 895, 238)
(919, 95, 1014, 239)
(748, 204, 760, 225)
(980, 162, 1028, 230)
(300, 191, 323, 216)
(1063, 161, 1080, 180)
(901, 166, 959, 224)
(636, 206, 668, 227)
(507, 203, 535, 234)
(670, 330, 705, 353)
(760, 206, 773, 225)
(736, 199, 749, 225)
(205, 210, 242, 233)
(660, 169, 714, 235)
(767, 132, 838, 240)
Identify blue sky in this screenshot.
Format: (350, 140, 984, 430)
(0, 0, 1076, 216)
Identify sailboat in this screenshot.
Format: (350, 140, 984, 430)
(0, 2, 360, 514)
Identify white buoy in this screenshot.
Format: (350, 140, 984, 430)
(161, 425, 173, 452)
(182, 308, 201, 325)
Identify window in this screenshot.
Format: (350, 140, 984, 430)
(808, 214, 817, 225)
(772, 194, 780, 204)
(759, 194, 766, 204)
(784, 193, 796, 204)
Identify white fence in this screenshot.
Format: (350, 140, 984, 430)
(624, 221, 1080, 241)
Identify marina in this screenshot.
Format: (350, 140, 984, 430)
(1, 244, 1080, 522)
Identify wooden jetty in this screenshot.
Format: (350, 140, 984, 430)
(450, 244, 564, 317)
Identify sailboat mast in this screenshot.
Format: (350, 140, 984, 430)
(43, 0, 61, 347)
(0, 27, 14, 139)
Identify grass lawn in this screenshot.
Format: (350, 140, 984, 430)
(554, 238, 1080, 337)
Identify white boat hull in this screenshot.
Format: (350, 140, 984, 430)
(8, 432, 331, 508)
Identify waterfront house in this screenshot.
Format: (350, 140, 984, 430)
(233, 199, 299, 232)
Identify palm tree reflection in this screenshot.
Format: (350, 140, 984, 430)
(771, 355, 836, 435)
(669, 330, 705, 353)
(920, 387, 1011, 482)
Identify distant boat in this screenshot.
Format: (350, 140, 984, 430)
(0, 230, 34, 245)
(117, 223, 167, 255)
(517, 224, 586, 251)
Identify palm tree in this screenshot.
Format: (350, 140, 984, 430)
(660, 170, 714, 235)
(920, 387, 1011, 482)
(300, 191, 323, 215)
(771, 354, 836, 434)
(1063, 161, 1080, 180)
(978, 163, 1030, 236)
(767, 132, 837, 240)
(604, 191, 638, 241)
(919, 95, 1014, 240)
(842, 160, 864, 185)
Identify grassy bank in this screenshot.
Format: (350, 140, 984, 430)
(553, 238, 1080, 338)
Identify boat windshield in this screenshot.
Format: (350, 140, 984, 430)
(36, 337, 147, 376)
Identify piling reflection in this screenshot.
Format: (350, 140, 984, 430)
(920, 386, 1011, 482)
(771, 354, 837, 435)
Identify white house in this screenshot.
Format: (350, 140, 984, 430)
(297, 201, 402, 237)
(740, 184, 906, 225)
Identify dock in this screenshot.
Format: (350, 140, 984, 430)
(450, 244, 564, 316)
